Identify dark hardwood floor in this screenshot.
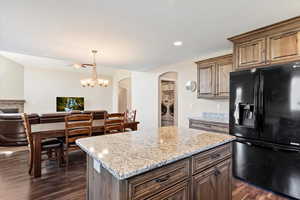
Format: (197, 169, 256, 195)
(0, 150, 289, 200)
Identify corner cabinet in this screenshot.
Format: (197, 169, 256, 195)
(229, 16, 300, 70)
(196, 54, 233, 99)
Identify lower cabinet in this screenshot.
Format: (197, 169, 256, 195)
(87, 143, 232, 200)
(192, 167, 217, 200)
(192, 159, 232, 200)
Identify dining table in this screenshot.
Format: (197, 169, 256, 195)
(31, 120, 139, 178)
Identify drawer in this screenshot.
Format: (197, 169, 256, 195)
(192, 143, 231, 175)
(128, 159, 190, 200)
(146, 181, 189, 200)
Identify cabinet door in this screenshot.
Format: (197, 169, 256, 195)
(236, 38, 266, 68)
(216, 159, 232, 200)
(216, 61, 233, 97)
(147, 181, 189, 200)
(197, 64, 216, 98)
(267, 30, 300, 63)
(192, 167, 217, 200)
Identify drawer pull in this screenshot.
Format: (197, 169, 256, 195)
(210, 153, 221, 159)
(155, 175, 170, 183)
(214, 169, 221, 176)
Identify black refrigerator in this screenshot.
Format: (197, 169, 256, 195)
(230, 62, 300, 200)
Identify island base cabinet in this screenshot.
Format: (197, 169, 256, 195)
(85, 143, 232, 200)
(192, 159, 232, 200)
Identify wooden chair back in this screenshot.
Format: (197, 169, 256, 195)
(21, 113, 34, 151)
(125, 109, 136, 122)
(65, 114, 93, 147)
(104, 113, 125, 134)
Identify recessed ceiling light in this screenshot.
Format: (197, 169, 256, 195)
(173, 41, 183, 46)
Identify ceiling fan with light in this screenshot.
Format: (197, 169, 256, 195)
(73, 50, 109, 88)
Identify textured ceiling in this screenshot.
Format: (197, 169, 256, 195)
(1, 0, 300, 70)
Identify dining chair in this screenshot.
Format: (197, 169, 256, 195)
(125, 109, 136, 122)
(124, 109, 137, 132)
(64, 113, 93, 167)
(104, 113, 125, 134)
(21, 113, 64, 175)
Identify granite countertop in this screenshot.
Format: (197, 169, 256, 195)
(76, 126, 235, 180)
(188, 116, 229, 124)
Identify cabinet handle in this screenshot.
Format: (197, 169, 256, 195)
(155, 175, 170, 183)
(210, 153, 221, 159)
(214, 169, 221, 176)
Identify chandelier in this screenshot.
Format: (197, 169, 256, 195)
(75, 50, 109, 87)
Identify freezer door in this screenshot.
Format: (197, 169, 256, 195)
(260, 63, 300, 146)
(233, 140, 300, 199)
(229, 70, 259, 139)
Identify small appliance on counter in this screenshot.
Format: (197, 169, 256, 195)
(230, 62, 300, 199)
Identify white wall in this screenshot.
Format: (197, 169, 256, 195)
(118, 77, 131, 112)
(24, 66, 113, 113)
(131, 71, 158, 129)
(130, 49, 232, 129)
(112, 70, 132, 112)
(0, 55, 24, 99)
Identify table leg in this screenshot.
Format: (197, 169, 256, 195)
(33, 133, 42, 177)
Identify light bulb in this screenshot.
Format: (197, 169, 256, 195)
(73, 64, 82, 69)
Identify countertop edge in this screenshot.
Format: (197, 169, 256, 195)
(76, 137, 236, 180)
(188, 117, 229, 125)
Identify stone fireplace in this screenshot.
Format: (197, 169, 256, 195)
(0, 99, 25, 113)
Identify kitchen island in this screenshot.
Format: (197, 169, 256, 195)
(76, 126, 235, 200)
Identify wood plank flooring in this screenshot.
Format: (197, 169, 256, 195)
(0, 150, 290, 200)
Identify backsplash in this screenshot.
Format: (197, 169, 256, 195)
(189, 112, 229, 123)
(202, 112, 228, 120)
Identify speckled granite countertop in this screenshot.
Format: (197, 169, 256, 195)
(188, 116, 229, 124)
(76, 126, 235, 180)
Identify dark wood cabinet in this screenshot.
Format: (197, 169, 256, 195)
(87, 143, 232, 200)
(192, 159, 231, 200)
(147, 181, 189, 200)
(128, 159, 190, 200)
(229, 17, 300, 70)
(192, 167, 217, 200)
(196, 54, 233, 99)
(216, 160, 232, 200)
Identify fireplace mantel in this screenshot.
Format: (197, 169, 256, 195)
(0, 99, 26, 113)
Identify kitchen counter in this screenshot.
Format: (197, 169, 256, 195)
(76, 126, 235, 180)
(188, 116, 229, 124)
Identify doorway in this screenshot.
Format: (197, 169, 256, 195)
(159, 72, 178, 127)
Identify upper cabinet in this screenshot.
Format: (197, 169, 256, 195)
(197, 63, 216, 98)
(267, 30, 300, 63)
(196, 54, 233, 99)
(236, 38, 266, 68)
(229, 16, 300, 70)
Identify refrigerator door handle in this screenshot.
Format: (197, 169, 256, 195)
(254, 73, 260, 130)
(259, 73, 265, 132)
